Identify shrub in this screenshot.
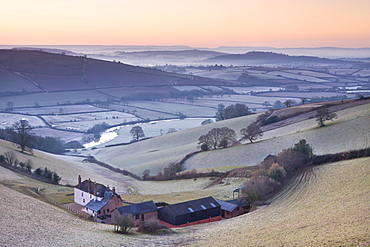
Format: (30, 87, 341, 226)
(347, 150, 358, 159)
(365, 148, 370, 157)
(276, 149, 307, 173)
(265, 163, 286, 183)
(137, 218, 167, 233)
(0, 154, 5, 162)
(243, 176, 281, 202)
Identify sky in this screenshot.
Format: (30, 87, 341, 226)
(1, 0, 370, 48)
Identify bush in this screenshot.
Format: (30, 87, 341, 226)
(0, 154, 5, 162)
(347, 150, 358, 159)
(137, 218, 167, 233)
(243, 176, 281, 202)
(261, 115, 280, 126)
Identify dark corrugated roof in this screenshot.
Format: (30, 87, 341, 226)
(215, 199, 237, 212)
(85, 190, 113, 212)
(227, 197, 250, 208)
(117, 201, 157, 215)
(165, 197, 220, 216)
(78, 180, 106, 197)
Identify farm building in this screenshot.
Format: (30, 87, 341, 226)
(215, 198, 248, 219)
(74, 175, 123, 217)
(115, 201, 158, 226)
(227, 197, 251, 213)
(158, 197, 221, 227)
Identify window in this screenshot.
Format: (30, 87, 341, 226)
(83, 199, 85, 203)
(81, 192, 83, 196)
(202, 210, 207, 215)
(135, 214, 140, 220)
(237, 207, 240, 211)
(107, 209, 109, 212)
(141, 214, 144, 221)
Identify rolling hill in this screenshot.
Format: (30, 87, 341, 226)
(0, 98, 369, 246)
(92, 99, 370, 176)
(0, 49, 232, 95)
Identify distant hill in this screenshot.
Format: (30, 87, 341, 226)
(205, 51, 361, 66)
(0, 49, 230, 95)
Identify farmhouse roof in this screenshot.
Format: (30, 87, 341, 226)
(117, 201, 157, 215)
(164, 197, 220, 216)
(215, 199, 237, 213)
(78, 180, 106, 197)
(85, 190, 114, 212)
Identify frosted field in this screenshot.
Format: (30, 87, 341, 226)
(266, 71, 330, 83)
(327, 68, 359, 75)
(173, 85, 207, 91)
(283, 69, 338, 78)
(127, 101, 216, 117)
(42, 111, 137, 131)
(86, 118, 216, 148)
(0, 113, 45, 128)
(32, 128, 84, 142)
(224, 86, 282, 94)
(0, 91, 107, 108)
(14, 104, 106, 115)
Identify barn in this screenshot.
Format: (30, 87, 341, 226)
(158, 197, 221, 227)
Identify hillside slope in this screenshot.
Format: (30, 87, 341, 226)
(190, 157, 370, 246)
(1, 157, 368, 246)
(0, 140, 134, 193)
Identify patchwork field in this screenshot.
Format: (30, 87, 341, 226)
(42, 111, 137, 131)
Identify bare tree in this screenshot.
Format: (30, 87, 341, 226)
(240, 122, 263, 143)
(5, 101, 14, 111)
(315, 108, 337, 127)
(300, 97, 307, 105)
(8, 119, 34, 153)
(198, 127, 236, 150)
(4, 151, 17, 165)
(283, 99, 295, 108)
(130, 126, 145, 141)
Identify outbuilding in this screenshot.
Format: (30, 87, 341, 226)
(158, 197, 221, 227)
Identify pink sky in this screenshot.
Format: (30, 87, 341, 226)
(1, 0, 370, 47)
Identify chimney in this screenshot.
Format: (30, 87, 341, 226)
(88, 179, 91, 193)
(78, 175, 81, 189)
(94, 182, 97, 196)
(106, 185, 110, 191)
(112, 187, 116, 194)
